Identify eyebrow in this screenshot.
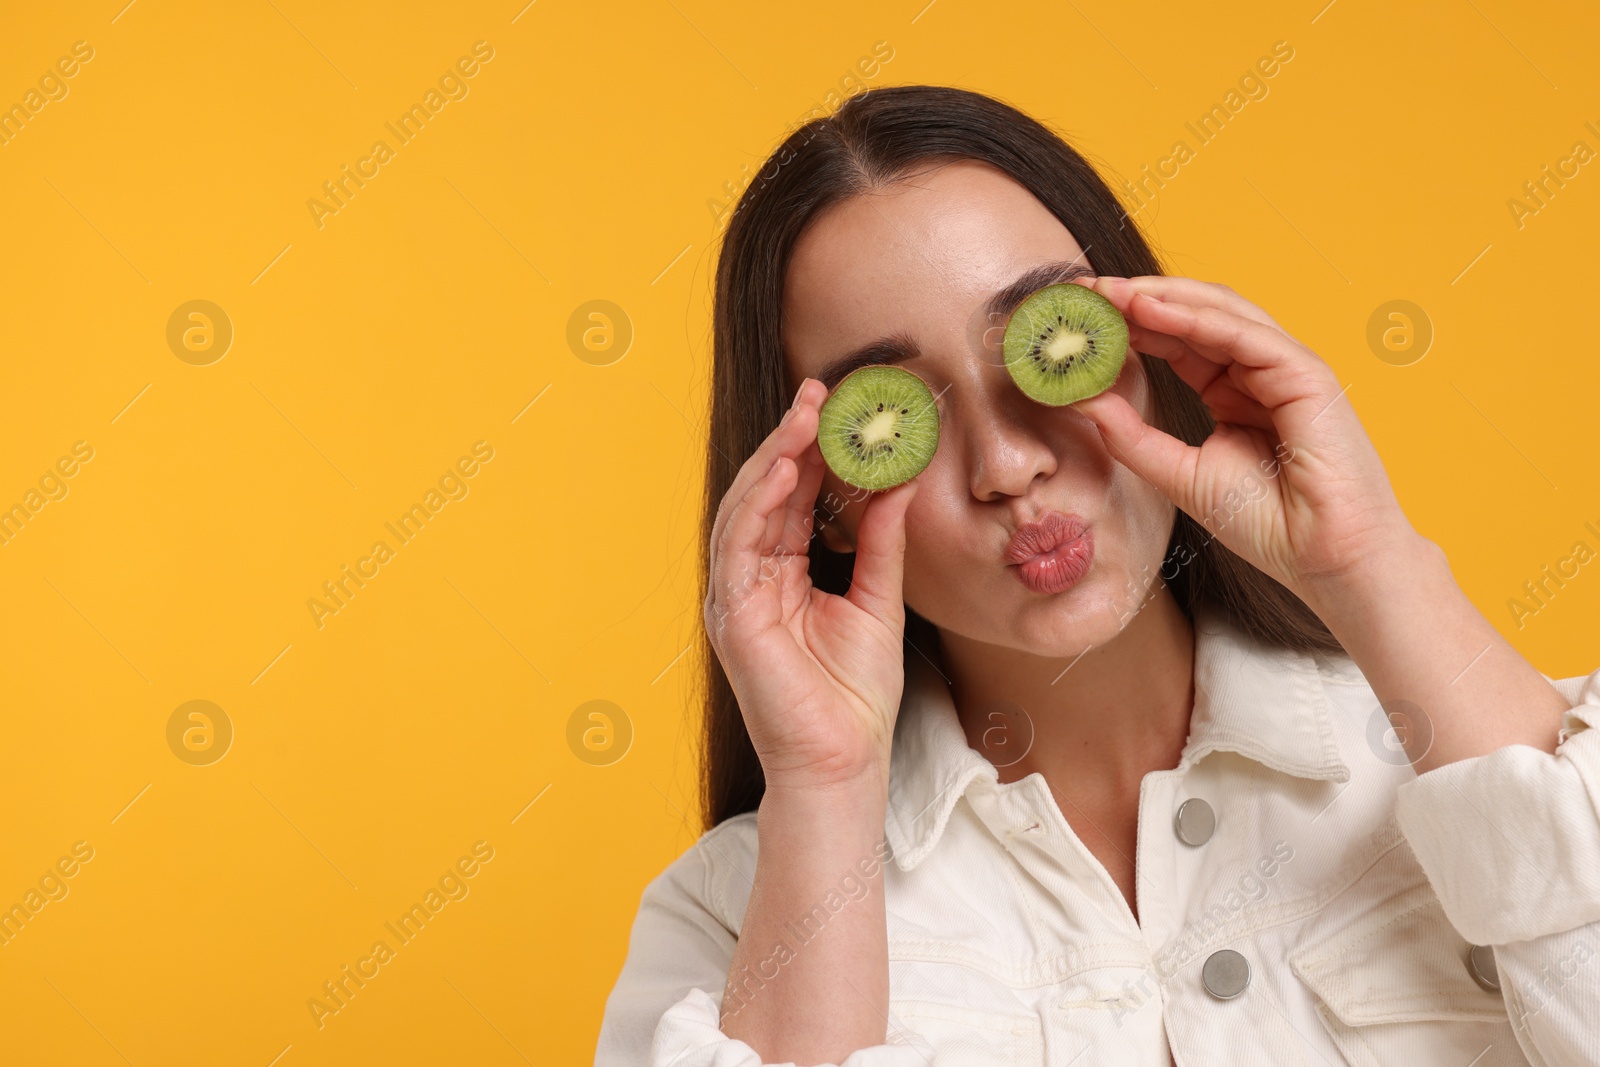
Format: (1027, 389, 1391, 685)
(812, 259, 1098, 391)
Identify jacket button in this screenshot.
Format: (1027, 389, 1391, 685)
(1174, 797, 1216, 846)
(1201, 949, 1250, 999)
(1466, 944, 1501, 993)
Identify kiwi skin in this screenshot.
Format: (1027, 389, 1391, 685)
(1001, 282, 1129, 406)
(815, 365, 941, 492)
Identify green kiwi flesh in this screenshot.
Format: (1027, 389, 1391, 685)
(1002, 282, 1128, 405)
(816, 365, 940, 491)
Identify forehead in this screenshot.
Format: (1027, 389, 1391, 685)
(781, 159, 1088, 365)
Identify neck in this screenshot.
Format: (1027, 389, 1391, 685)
(939, 590, 1197, 794)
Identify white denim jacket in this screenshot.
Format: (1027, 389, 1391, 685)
(595, 603, 1600, 1065)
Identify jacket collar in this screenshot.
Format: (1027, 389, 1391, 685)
(883, 602, 1352, 872)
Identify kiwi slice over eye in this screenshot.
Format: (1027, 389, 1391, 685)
(1001, 282, 1129, 405)
(816, 365, 941, 491)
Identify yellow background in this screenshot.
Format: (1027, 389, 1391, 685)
(1, 1, 1597, 1063)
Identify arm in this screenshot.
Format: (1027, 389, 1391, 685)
(721, 775, 893, 1061)
(658, 375, 923, 1064)
(1307, 537, 1600, 1064)
(1303, 530, 1600, 935)
(1300, 529, 1569, 774)
(1395, 694, 1600, 1064)
(1066, 273, 1600, 1065)
(1276, 411, 1600, 912)
(1066, 271, 1570, 774)
(594, 795, 932, 1067)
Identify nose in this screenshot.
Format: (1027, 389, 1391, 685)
(965, 377, 1058, 501)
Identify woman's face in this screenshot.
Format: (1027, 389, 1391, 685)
(781, 158, 1176, 656)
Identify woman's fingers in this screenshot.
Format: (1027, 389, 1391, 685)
(710, 454, 800, 636)
(1078, 274, 1311, 406)
(1124, 295, 1277, 368)
(843, 479, 917, 627)
(1077, 275, 1338, 440)
(1201, 371, 1280, 433)
(1122, 295, 1331, 413)
(765, 441, 826, 558)
(1122, 328, 1279, 434)
(709, 379, 825, 555)
(1073, 390, 1201, 510)
(1124, 323, 1228, 395)
(1084, 274, 1286, 334)
(703, 378, 845, 651)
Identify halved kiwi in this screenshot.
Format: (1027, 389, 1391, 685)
(816, 365, 940, 491)
(1001, 282, 1128, 405)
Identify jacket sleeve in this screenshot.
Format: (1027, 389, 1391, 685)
(594, 819, 932, 1067)
(1392, 665, 1600, 1066)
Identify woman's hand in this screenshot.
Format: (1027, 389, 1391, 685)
(703, 378, 918, 794)
(1070, 275, 1421, 605)
(1067, 276, 1574, 775)
(706, 381, 908, 1058)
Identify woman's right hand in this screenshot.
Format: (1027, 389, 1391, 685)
(703, 377, 920, 794)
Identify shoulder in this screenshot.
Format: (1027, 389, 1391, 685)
(639, 810, 760, 935)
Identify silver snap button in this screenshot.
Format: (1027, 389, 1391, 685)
(1174, 797, 1216, 846)
(1201, 949, 1250, 999)
(1467, 944, 1500, 993)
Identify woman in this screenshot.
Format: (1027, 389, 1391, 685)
(595, 85, 1600, 1065)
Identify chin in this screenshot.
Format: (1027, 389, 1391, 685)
(1014, 583, 1133, 654)
(929, 571, 1134, 658)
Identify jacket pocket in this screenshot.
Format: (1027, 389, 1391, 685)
(1289, 881, 1530, 1066)
(888, 999, 1042, 1066)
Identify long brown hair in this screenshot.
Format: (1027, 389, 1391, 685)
(699, 84, 1342, 830)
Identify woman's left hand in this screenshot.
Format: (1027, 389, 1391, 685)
(1070, 274, 1421, 605)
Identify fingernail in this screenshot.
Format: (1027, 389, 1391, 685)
(792, 379, 810, 407)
